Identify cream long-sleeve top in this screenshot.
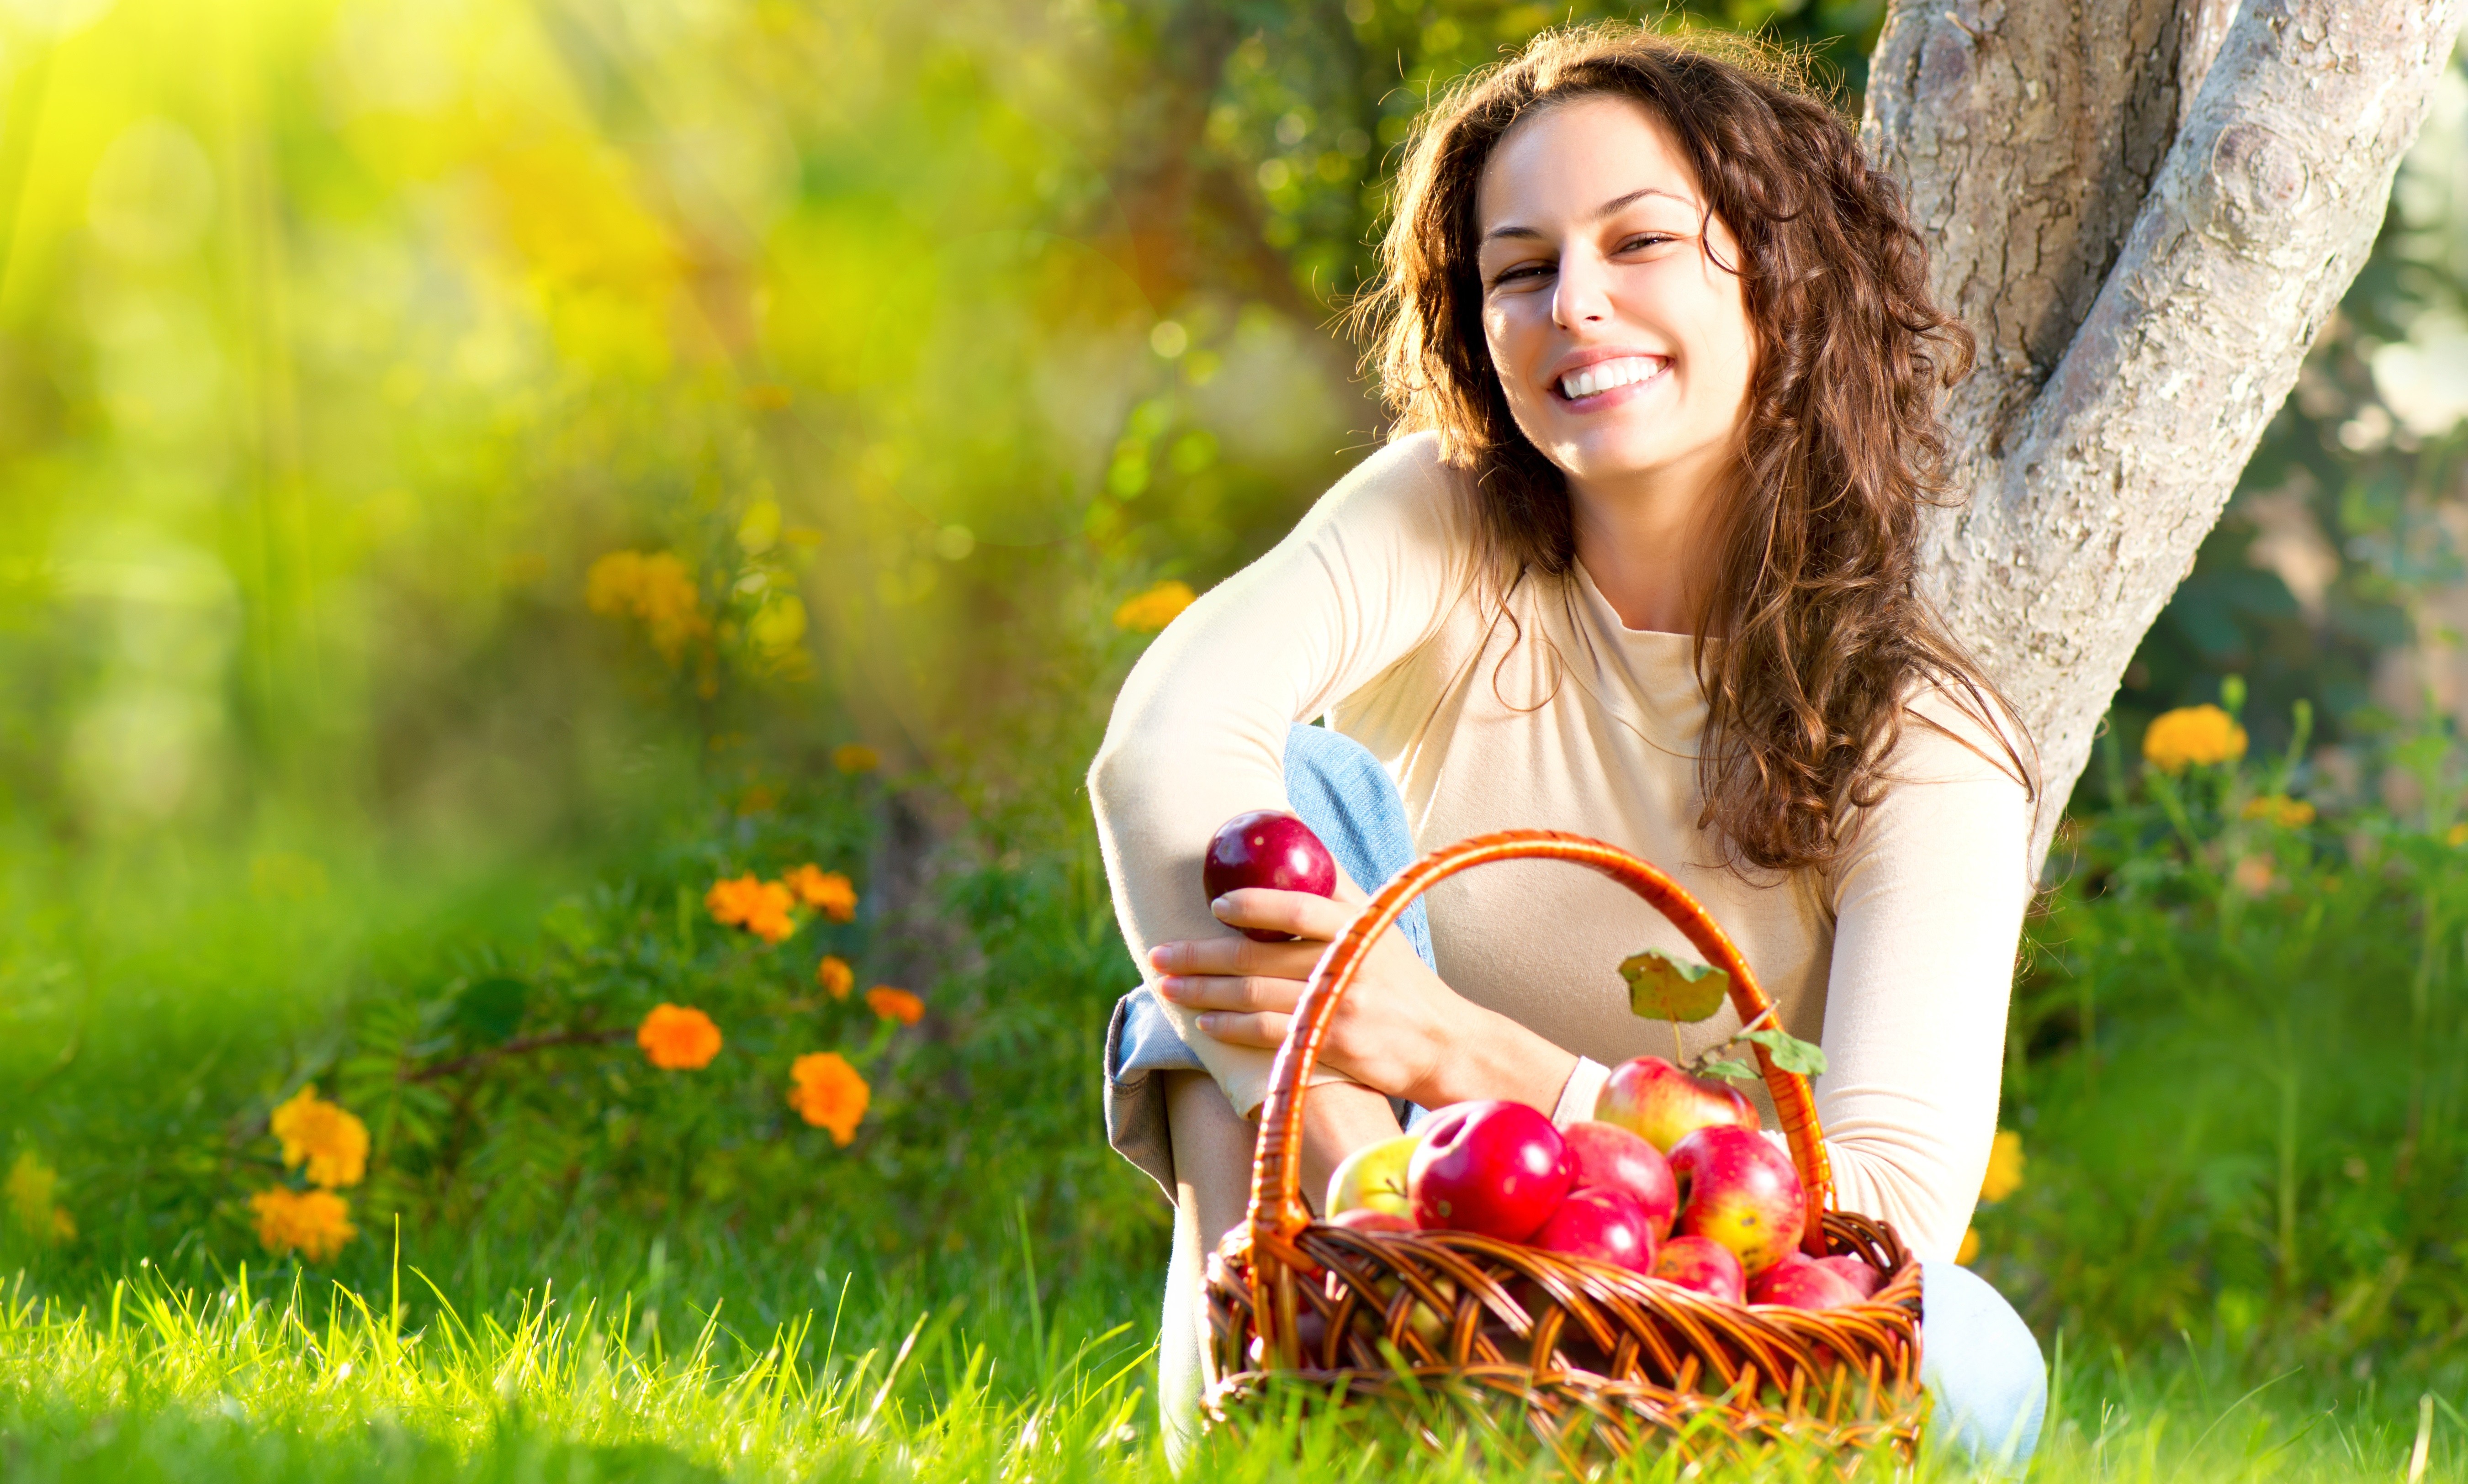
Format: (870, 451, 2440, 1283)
(1088, 432, 2035, 1261)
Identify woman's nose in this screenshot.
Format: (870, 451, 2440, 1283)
(1552, 254, 1612, 327)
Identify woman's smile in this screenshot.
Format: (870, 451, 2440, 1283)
(1552, 351, 1669, 407)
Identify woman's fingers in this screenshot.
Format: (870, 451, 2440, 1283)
(1192, 1009, 1292, 1049)
(1157, 974, 1303, 1015)
(1209, 887, 1355, 943)
(1148, 931, 1323, 979)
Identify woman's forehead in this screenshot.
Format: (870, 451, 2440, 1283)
(1477, 94, 1704, 231)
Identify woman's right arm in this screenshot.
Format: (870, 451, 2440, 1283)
(1088, 432, 1474, 1121)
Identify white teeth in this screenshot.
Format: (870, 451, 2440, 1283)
(1558, 356, 1664, 400)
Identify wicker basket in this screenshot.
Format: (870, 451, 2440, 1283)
(1201, 829, 1926, 1469)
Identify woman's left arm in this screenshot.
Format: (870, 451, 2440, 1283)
(1815, 695, 2036, 1262)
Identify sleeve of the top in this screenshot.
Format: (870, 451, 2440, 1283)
(1087, 433, 1474, 1120)
(1813, 692, 2036, 1262)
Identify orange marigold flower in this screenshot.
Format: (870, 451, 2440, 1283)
(866, 986, 924, 1025)
(1112, 580, 1196, 633)
(832, 743, 880, 775)
(586, 551, 710, 663)
(2241, 795, 2316, 828)
(783, 865, 857, 923)
(250, 1187, 357, 1262)
(1980, 1130, 2024, 1204)
(270, 1085, 369, 1189)
(638, 1003, 723, 1070)
(2142, 704, 2246, 773)
(709, 874, 797, 941)
(1956, 1226, 1980, 1266)
(817, 955, 854, 999)
(787, 1052, 870, 1146)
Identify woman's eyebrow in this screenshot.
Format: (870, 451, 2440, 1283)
(1482, 185, 1697, 243)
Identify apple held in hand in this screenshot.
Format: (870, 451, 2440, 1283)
(1325, 1132, 1421, 1219)
(1561, 1120, 1678, 1237)
(1594, 1056, 1759, 1153)
(1649, 1234, 1745, 1303)
(1531, 1187, 1658, 1273)
(1408, 1101, 1573, 1242)
(1748, 1253, 1866, 1311)
(1203, 810, 1338, 942)
(1668, 1125, 1806, 1278)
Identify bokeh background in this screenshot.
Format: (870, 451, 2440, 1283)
(5, 0, 2468, 1392)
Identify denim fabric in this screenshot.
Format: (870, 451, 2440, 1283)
(1103, 724, 1431, 1195)
(1279, 722, 1432, 966)
(1918, 1260, 2048, 1467)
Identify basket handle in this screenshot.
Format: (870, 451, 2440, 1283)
(1243, 828, 1834, 1257)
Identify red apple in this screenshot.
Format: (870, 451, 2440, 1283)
(1531, 1187, 1658, 1273)
(1749, 1252, 1865, 1311)
(1561, 1120, 1678, 1236)
(1407, 1100, 1573, 1241)
(1594, 1056, 1760, 1153)
(1668, 1126, 1806, 1278)
(1203, 810, 1338, 942)
(1812, 1255, 1883, 1299)
(1649, 1234, 1745, 1303)
(1326, 1207, 1415, 1235)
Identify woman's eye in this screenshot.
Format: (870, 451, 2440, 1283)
(1491, 262, 1552, 287)
(1618, 233, 1676, 253)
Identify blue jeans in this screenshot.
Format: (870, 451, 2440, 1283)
(1105, 724, 2046, 1466)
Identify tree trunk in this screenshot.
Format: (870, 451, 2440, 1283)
(1866, 0, 2463, 861)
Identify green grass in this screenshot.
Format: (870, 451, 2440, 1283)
(1, 1262, 2458, 1481)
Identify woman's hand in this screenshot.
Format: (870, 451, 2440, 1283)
(1149, 881, 1578, 1113)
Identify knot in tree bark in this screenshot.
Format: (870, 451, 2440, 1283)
(2207, 121, 2311, 243)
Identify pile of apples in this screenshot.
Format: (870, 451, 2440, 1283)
(1324, 1058, 1880, 1310)
(1201, 809, 1877, 1311)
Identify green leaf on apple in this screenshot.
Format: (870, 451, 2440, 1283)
(1696, 1057, 1760, 1084)
(1737, 1027, 1827, 1076)
(1620, 947, 1730, 1023)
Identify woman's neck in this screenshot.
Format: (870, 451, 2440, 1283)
(1568, 464, 1726, 636)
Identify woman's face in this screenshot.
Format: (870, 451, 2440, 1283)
(1474, 95, 1755, 497)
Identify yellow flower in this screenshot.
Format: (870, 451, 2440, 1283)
(1112, 580, 1196, 633)
(2241, 795, 2316, 828)
(2448, 822, 2468, 849)
(637, 1003, 723, 1070)
(250, 1187, 357, 1262)
(832, 743, 880, 775)
(2142, 705, 2246, 773)
(866, 986, 925, 1025)
(817, 955, 854, 999)
(1956, 1226, 1980, 1265)
(707, 873, 797, 943)
(788, 1052, 870, 1146)
(1980, 1130, 2024, 1204)
(270, 1086, 369, 1190)
(783, 865, 857, 924)
(5, 1152, 71, 1244)
(586, 550, 710, 662)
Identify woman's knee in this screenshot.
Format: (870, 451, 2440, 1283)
(1917, 1260, 2047, 1468)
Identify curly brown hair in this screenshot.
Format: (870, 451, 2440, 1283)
(1350, 23, 2030, 874)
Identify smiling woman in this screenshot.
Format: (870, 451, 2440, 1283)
(1089, 21, 2051, 1467)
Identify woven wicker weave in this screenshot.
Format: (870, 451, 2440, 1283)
(1201, 829, 1926, 1468)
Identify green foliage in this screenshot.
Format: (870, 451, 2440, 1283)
(1992, 698, 2468, 1372)
(1620, 946, 1730, 1022)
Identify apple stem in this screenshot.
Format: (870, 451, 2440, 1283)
(1670, 1019, 1684, 1067)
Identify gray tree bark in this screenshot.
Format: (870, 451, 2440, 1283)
(1865, 0, 2463, 861)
